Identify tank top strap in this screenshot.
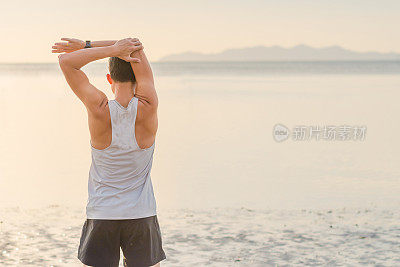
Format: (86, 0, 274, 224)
(128, 96, 139, 122)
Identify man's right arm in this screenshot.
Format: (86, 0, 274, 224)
(129, 43, 158, 135)
(130, 49, 157, 107)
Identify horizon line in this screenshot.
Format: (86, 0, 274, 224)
(160, 44, 400, 58)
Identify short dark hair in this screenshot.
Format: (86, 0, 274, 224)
(108, 57, 136, 83)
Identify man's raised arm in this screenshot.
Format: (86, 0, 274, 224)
(52, 38, 118, 53)
(54, 38, 142, 113)
(129, 46, 158, 108)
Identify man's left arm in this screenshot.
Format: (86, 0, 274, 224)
(52, 38, 118, 53)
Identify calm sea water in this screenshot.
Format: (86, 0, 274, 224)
(1, 61, 400, 76)
(0, 61, 399, 210)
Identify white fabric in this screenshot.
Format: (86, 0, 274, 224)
(86, 97, 157, 219)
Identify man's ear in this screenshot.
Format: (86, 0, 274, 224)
(106, 74, 113, 84)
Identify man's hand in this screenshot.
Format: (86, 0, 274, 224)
(113, 38, 143, 63)
(52, 38, 85, 53)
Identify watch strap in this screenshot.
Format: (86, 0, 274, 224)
(84, 40, 91, 48)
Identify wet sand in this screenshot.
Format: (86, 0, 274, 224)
(1, 205, 399, 266)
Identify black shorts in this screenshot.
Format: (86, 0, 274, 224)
(77, 215, 166, 267)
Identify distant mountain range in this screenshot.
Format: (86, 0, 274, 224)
(159, 45, 400, 62)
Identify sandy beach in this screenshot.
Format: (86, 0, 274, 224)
(1, 205, 399, 266)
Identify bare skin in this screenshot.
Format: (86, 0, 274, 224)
(53, 37, 158, 151)
(53, 37, 160, 266)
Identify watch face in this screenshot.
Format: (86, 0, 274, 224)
(85, 41, 91, 48)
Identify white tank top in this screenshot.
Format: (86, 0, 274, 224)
(86, 96, 157, 219)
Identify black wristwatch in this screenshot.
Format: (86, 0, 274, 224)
(84, 40, 92, 48)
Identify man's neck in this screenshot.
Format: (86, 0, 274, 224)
(114, 82, 136, 107)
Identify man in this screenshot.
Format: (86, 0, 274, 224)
(52, 37, 166, 267)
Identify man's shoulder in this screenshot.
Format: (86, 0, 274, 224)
(87, 97, 110, 119)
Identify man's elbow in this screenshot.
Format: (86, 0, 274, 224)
(58, 54, 66, 64)
(58, 54, 67, 69)
(58, 54, 73, 69)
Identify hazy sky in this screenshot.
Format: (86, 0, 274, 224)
(0, 0, 399, 62)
